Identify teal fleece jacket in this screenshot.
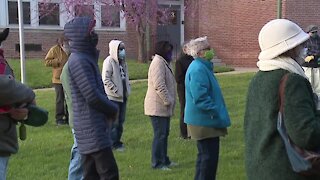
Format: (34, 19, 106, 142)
(184, 57, 231, 128)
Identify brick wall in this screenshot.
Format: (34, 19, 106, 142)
(1, 23, 139, 60)
(284, 0, 320, 31)
(185, 0, 278, 67)
(4, 0, 320, 67)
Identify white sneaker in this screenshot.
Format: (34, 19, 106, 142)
(115, 146, 125, 152)
(160, 166, 171, 171)
(168, 162, 178, 167)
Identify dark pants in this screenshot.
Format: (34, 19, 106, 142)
(53, 83, 68, 123)
(195, 137, 220, 180)
(111, 98, 127, 148)
(82, 147, 119, 180)
(177, 85, 188, 138)
(150, 116, 171, 168)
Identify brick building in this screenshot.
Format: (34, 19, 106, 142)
(0, 0, 319, 67)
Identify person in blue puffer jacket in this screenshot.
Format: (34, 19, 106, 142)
(64, 17, 119, 180)
(184, 36, 231, 180)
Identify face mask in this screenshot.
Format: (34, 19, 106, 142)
(295, 47, 307, 65)
(62, 43, 70, 55)
(204, 49, 215, 60)
(311, 32, 318, 38)
(118, 49, 126, 59)
(166, 51, 173, 62)
(90, 31, 99, 47)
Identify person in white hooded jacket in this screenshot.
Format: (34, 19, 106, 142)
(102, 40, 131, 151)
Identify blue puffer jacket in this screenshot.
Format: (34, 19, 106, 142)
(184, 58, 231, 128)
(64, 17, 118, 154)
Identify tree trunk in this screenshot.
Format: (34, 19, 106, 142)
(137, 32, 147, 63)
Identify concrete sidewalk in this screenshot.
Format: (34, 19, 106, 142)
(216, 67, 258, 75)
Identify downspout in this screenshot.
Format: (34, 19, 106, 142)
(277, 0, 282, 19)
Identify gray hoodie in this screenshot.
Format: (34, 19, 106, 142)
(102, 40, 131, 102)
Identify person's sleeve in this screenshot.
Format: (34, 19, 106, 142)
(150, 60, 172, 105)
(188, 68, 216, 111)
(44, 47, 60, 67)
(284, 74, 320, 150)
(0, 75, 35, 106)
(69, 59, 118, 116)
(101, 58, 118, 96)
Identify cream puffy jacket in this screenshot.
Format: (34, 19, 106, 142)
(144, 55, 176, 117)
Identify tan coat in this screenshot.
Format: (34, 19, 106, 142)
(44, 45, 68, 84)
(144, 55, 176, 117)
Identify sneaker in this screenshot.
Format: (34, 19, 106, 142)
(159, 166, 171, 171)
(113, 144, 125, 152)
(115, 146, 125, 152)
(56, 119, 68, 126)
(168, 162, 178, 167)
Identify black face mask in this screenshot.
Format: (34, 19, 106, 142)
(90, 32, 99, 47)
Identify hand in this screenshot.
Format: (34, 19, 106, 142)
(305, 55, 314, 62)
(9, 108, 29, 120)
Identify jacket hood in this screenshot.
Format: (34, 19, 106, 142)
(64, 17, 97, 53)
(109, 40, 122, 62)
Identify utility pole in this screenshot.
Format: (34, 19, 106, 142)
(277, 0, 282, 19)
(18, 0, 26, 84)
(145, 0, 151, 62)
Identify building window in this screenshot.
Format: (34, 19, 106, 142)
(75, 5, 95, 18)
(38, 3, 60, 26)
(8, 1, 31, 25)
(101, 4, 120, 28)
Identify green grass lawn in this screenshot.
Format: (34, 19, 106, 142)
(7, 72, 254, 180)
(7, 59, 234, 89)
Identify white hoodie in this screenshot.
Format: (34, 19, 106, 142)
(102, 40, 131, 102)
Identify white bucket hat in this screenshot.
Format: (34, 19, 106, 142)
(186, 36, 210, 57)
(258, 19, 309, 60)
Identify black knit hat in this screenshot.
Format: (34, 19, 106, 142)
(0, 28, 9, 45)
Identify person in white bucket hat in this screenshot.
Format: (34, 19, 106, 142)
(244, 19, 320, 180)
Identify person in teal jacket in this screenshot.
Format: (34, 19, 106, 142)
(184, 36, 231, 180)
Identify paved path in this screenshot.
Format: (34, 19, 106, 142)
(217, 67, 258, 75)
(33, 67, 258, 92)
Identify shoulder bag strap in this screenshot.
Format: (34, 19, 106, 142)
(279, 74, 289, 113)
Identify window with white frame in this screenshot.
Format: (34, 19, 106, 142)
(74, 5, 95, 18)
(38, 2, 60, 26)
(8, 0, 31, 25)
(101, 4, 121, 28)
(5, 0, 125, 30)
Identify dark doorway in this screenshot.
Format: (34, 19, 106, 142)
(157, 5, 181, 60)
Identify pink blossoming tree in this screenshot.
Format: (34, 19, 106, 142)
(39, 0, 172, 63)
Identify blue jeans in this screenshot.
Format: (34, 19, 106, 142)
(150, 116, 171, 168)
(0, 156, 9, 180)
(68, 129, 83, 180)
(111, 99, 127, 148)
(195, 137, 220, 180)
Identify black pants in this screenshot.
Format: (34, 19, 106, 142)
(82, 147, 119, 180)
(177, 85, 188, 138)
(195, 137, 220, 180)
(53, 83, 68, 123)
